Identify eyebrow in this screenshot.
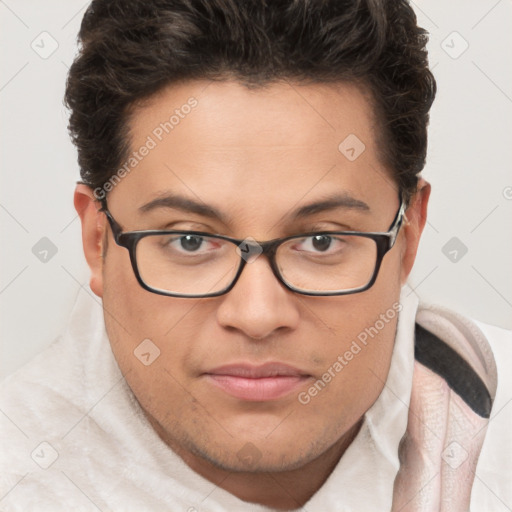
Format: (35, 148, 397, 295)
(139, 192, 370, 222)
(292, 194, 370, 219)
(139, 194, 228, 222)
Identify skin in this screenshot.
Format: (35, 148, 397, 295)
(75, 80, 429, 509)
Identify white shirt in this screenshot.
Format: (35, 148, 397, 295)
(0, 287, 510, 511)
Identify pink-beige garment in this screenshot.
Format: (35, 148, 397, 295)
(392, 306, 498, 512)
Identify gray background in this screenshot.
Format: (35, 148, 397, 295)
(1, 0, 511, 380)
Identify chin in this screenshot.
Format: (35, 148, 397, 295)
(196, 443, 321, 474)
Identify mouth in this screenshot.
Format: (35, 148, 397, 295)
(203, 363, 312, 401)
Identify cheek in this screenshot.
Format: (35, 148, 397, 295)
(305, 244, 402, 345)
(102, 244, 195, 332)
(298, 246, 403, 412)
(296, 299, 399, 445)
(101, 268, 211, 437)
(101, 245, 206, 386)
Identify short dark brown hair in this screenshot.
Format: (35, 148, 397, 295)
(65, 0, 436, 202)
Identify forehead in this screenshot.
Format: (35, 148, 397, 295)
(109, 80, 396, 229)
(128, 79, 377, 157)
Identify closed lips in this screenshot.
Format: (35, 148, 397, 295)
(204, 363, 311, 401)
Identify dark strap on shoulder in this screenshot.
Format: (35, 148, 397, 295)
(414, 323, 492, 418)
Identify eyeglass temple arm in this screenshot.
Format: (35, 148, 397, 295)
(388, 197, 407, 247)
(98, 201, 123, 239)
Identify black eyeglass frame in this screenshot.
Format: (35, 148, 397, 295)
(100, 197, 406, 298)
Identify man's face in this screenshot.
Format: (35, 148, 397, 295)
(92, 80, 414, 472)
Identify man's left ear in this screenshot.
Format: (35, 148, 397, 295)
(400, 178, 431, 285)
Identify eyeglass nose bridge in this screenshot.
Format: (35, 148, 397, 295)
(236, 237, 283, 263)
(232, 237, 289, 290)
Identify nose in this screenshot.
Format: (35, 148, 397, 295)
(215, 255, 300, 339)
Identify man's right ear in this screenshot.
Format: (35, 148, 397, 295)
(74, 184, 106, 298)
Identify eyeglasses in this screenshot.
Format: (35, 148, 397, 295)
(100, 198, 406, 298)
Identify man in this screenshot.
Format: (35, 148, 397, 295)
(1, 0, 510, 510)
